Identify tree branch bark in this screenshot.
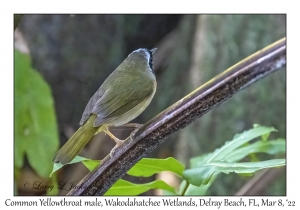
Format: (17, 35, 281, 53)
(68, 37, 286, 196)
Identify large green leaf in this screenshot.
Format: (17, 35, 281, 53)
(105, 179, 176, 195)
(183, 159, 285, 186)
(79, 157, 184, 177)
(14, 50, 59, 178)
(127, 157, 185, 178)
(190, 125, 277, 167)
(226, 139, 286, 162)
(186, 136, 285, 194)
(82, 159, 101, 171)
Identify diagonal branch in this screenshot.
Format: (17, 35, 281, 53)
(68, 37, 286, 196)
(235, 167, 285, 195)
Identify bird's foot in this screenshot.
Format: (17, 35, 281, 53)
(109, 139, 124, 158)
(129, 124, 143, 140)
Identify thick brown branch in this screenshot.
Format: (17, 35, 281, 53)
(68, 38, 286, 196)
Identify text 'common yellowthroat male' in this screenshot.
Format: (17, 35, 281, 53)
(53, 48, 157, 165)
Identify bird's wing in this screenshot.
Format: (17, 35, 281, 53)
(80, 80, 154, 127)
(79, 89, 104, 125)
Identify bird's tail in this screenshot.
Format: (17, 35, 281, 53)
(53, 114, 103, 165)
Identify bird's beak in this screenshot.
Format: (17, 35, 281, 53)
(150, 48, 157, 54)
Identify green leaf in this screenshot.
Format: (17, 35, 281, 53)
(226, 139, 286, 162)
(180, 172, 220, 196)
(190, 154, 208, 168)
(254, 124, 271, 141)
(50, 156, 90, 177)
(183, 183, 210, 195)
(14, 50, 59, 178)
(47, 174, 59, 196)
(104, 179, 176, 195)
(249, 153, 259, 162)
(183, 159, 286, 186)
(127, 157, 185, 178)
(191, 125, 277, 166)
(186, 126, 284, 194)
(82, 159, 101, 171)
(179, 173, 220, 196)
(261, 133, 270, 141)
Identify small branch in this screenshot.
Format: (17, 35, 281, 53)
(181, 181, 190, 196)
(235, 167, 285, 195)
(68, 38, 286, 196)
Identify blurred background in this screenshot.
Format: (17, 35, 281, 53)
(14, 14, 286, 196)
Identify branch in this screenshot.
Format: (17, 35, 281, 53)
(68, 38, 286, 196)
(235, 167, 285, 195)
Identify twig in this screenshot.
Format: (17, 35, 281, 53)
(68, 38, 286, 196)
(181, 181, 190, 196)
(235, 167, 285, 195)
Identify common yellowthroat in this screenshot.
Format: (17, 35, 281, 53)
(53, 48, 157, 165)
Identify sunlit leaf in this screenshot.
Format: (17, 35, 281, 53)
(226, 139, 286, 162)
(50, 156, 90, 177)
(183, 159, 285, 186)
(127, 157, 184, 178)
(191, 125, 277, 167)
(186, 126, 284, 193)
(105, 179, 176, 195)
(82, 160, 101, 171)
(261, 133, 270, 141)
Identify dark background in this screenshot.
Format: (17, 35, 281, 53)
(15, 14, 286, 195)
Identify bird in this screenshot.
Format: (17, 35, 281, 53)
(53, 48, 157, 165)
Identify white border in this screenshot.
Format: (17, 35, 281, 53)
(1, 0, 299, 209)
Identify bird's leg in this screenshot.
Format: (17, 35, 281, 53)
(108, 123, 143, 140)
(102, 124, 144, 158)
(121, 123, 143, 139)
(103, 127, 123, 146)
(94, 126, 104, 136)
(130, 124, 143, 139)
(94, 123, 141, 136)
(102, 127, 124, 158)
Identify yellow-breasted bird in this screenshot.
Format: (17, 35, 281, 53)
(53, 48, 157, 165)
